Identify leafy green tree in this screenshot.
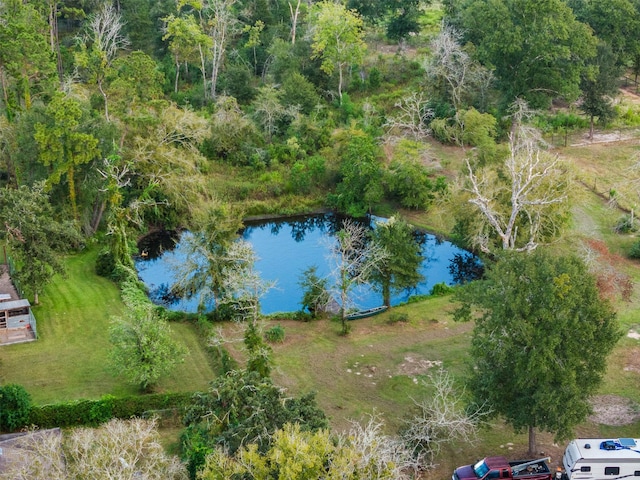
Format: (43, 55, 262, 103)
(331, 129, 384, 217)
(370, 216, 424, 308)
(0, 184, 82, 304)
(309, 1, 366, 103)
(569, 0, 640, 66)
(34, 92, 100, 221)
(0, 0, 56, 117)
(181, 369, 328, 477)
(109, 306, 186, 392)
(178, 0, 238, 100)
(106, 51, 164, 121)
(0, 384, 32, 432)
(170, 203, 245, 311)
(385, 0, 421, 40)
(281, 71, 321, 115)
(385, 140, 448, 209)
(162, 13, 212, 93)
(459, 0, 596, 107)
(454, 250, 621, 455)
(580, 42, 623, 139)
(298, 265, 330, 317)
(348, 0, 421, 40)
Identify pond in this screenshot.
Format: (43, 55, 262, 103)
(135, 213, 479, 315)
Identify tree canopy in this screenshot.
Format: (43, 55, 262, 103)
(454, 251, 621, 454)
(0, 184, 82, 304)
(459, 0, 597, 107)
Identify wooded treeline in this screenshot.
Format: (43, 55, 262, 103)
(2, 0, 637, 240)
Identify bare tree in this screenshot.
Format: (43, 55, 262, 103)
(465, 100, 568, 253)
(384, 91, 433, 140)
(77, 1, 129, 121)
(401, 369, 490, 468)
(289, 0, 301, 44)
(339, 414, 418, 479)
(425, 24, 493, 138)
(325, 219, 389, 334)
(220, 240, 275, 326)
(425, 25, 472, 113)
(204, 0, 238, 99)
(0, 419, 188, 480)
(250, 84, 299, 141)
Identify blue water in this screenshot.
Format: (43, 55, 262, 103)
(135, 214, 475, 314)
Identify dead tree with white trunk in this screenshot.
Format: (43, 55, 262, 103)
(464, 100, 569, 253)
(401, 368, 490, 468)
(325, 219, 389, 335)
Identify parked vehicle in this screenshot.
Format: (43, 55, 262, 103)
(453, 456, 553, 480)
(561, 438, 640, 480)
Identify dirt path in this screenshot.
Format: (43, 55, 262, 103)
(0, 265, 20, 300)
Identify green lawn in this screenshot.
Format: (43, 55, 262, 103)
(0, 248, 217, 404)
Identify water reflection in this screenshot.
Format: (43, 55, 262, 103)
(135, 214, 479, 314)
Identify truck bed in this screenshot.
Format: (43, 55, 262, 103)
(510, 460, 551, 477)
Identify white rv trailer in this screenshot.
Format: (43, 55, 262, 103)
(562, 438, 640, 480)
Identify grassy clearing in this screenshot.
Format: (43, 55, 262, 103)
(0, 247, 217, 404)
(220, 296, 473, 433)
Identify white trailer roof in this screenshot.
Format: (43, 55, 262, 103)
(569, 439, 640, 461)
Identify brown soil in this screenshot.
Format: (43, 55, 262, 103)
(588, 394, 640, 426)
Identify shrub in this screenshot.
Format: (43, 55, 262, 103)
(0, 384, 32, 432)
(614, 214, 637, 234)
(430, 282, 454, 296)
(264, 324, 286, 343)
(28, 392, 195, 429)
(387, 312, 409, 324)
(89, 394, 116, 425)
(95, 248, 116, 277)
(368, 67, 381, 89)
(629, 240, 640, 259)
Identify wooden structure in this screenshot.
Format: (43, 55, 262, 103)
(0, 299, 37, 345)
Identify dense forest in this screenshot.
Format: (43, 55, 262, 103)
(3, 0, 638, 249)
(1, 0, 639, 479)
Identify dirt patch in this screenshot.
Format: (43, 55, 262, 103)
(0, 265, 20, 300)
(397, 355, 442, 376)
(570, 131, 638, 146)
(628, 329, 640, 340)
(624, 346, 640, 373)
(588, 395, 640, 426)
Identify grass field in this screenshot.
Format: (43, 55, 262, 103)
(0, 248, 218, 404)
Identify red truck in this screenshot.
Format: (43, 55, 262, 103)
(453, 456, 555, 480)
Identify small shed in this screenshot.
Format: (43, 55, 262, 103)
(0, 299, 37, 345)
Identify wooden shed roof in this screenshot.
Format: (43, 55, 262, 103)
(0, 299, 30, 310)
